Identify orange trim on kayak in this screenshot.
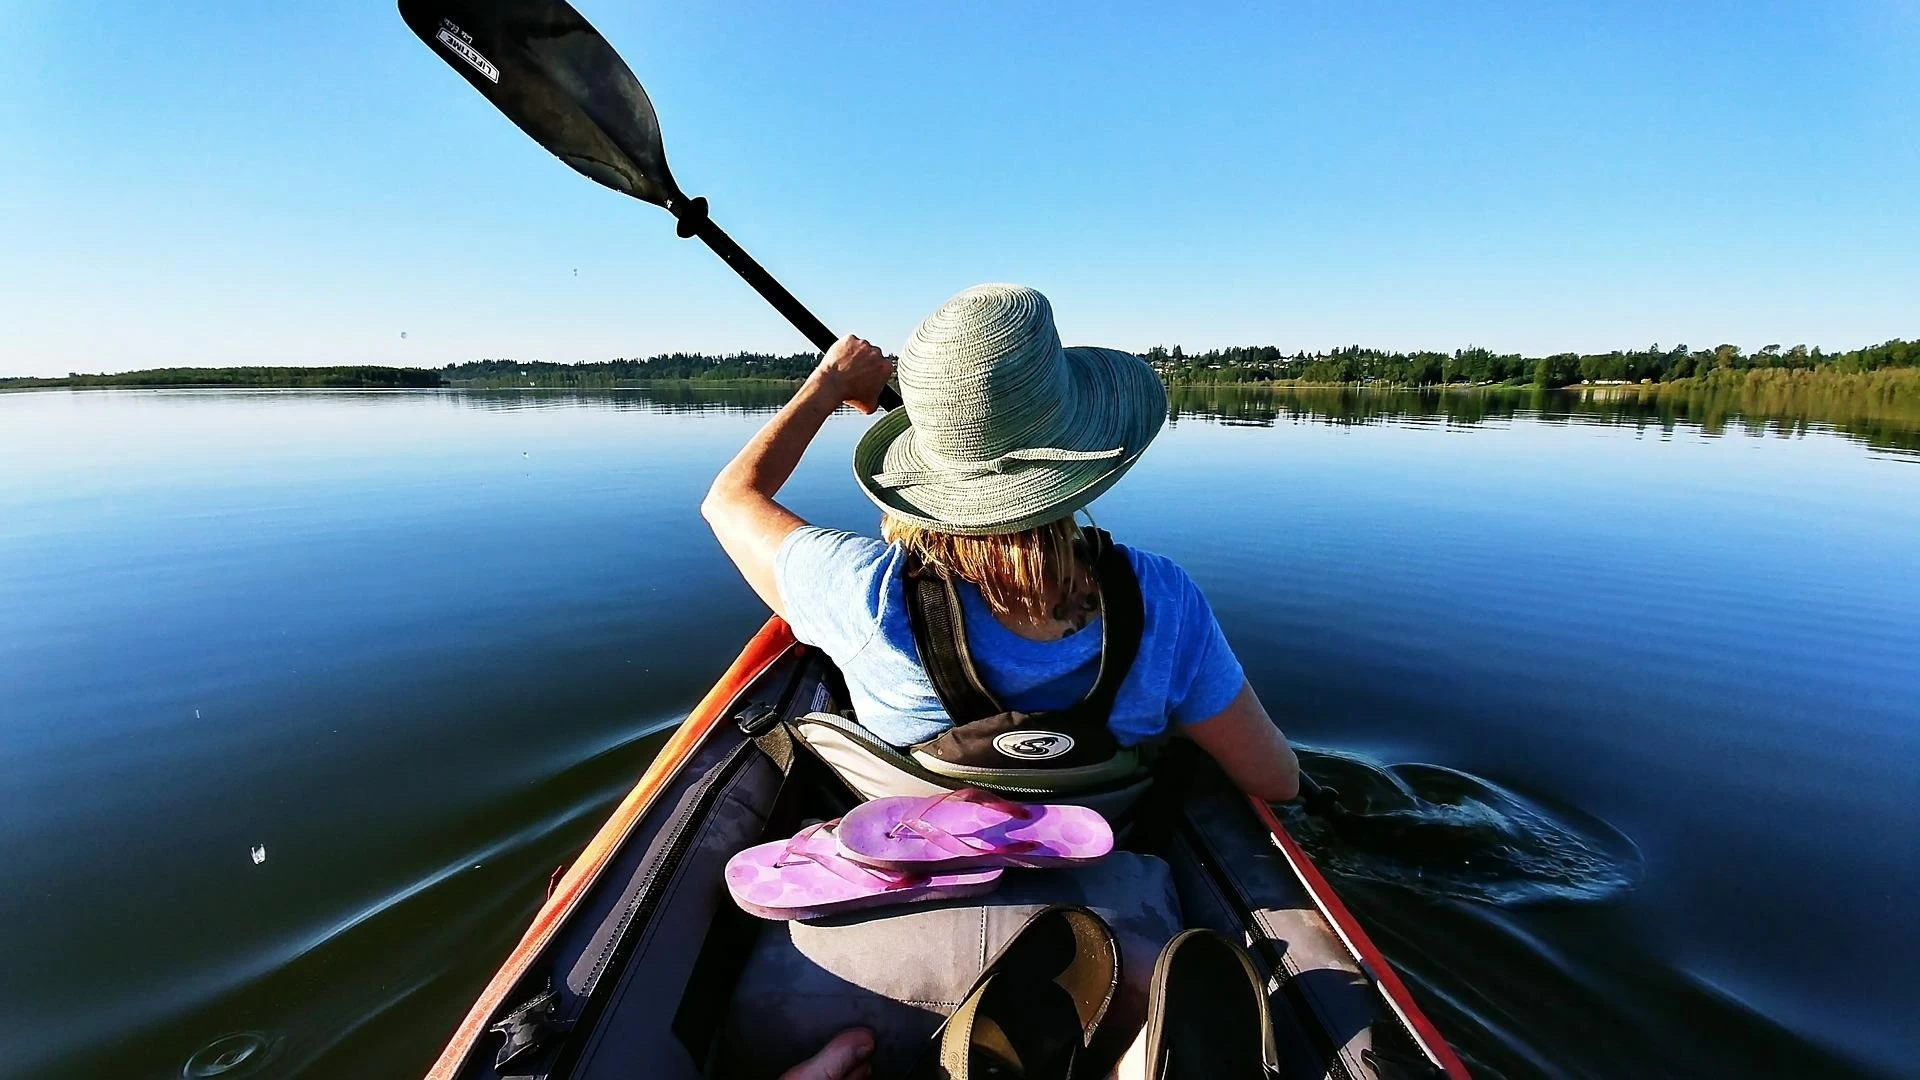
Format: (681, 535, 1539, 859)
(424, 617, 797, 1080)
(1250, 797, 1473, 1079)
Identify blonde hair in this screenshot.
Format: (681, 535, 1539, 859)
(883, 515, 1085, 623)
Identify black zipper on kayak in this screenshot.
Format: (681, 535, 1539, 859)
(541, 734, 760, 1079)
(1177, 816, 1299, 979)
(572, 655, 807, 1008)
(582, 736, 755, 997)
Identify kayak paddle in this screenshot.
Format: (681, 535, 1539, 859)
(1297, 772, 1347, 818)
(397, 0, 902, 410)
(400, 1, 1370, 818)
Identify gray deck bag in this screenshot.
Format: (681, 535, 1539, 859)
(715, 852, 1182, 1080)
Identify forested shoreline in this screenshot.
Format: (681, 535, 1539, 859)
(5, 339, 1911, 391)
(442, 353, 821, 387)
(0, 366, 441, 389)
(1145, 338, 1915, 387)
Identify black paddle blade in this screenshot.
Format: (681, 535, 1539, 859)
(399, 0, 682, 208)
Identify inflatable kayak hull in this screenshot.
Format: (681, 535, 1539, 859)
(424, 618, 1470, 1080)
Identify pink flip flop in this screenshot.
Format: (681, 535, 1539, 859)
(724, 820, 1003, 921)
(834, 789, 1114, 873)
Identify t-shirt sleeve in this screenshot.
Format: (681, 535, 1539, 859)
(1166, 567, 1248, 726)
(772, 526, 893, 661)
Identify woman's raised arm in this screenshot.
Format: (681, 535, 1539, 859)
(700, 335, 893, 618)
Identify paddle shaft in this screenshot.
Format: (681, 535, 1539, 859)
(1297, 771, 1346, 817)
(673, 199, 903, 411)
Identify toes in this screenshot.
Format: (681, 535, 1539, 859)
(776, 1027, 875, 1080)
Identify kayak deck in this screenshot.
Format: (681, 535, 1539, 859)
(426, 619, 1468, 1079)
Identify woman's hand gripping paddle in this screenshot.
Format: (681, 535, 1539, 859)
(1297, 772, 1348, 818)
(397, 0, 902, 412)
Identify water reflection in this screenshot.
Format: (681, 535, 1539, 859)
(98, 382, 1912, 456)
(1161, 384, 1920, 458)
(412, 382, 1920, 457)
(446, 383, 800, 415)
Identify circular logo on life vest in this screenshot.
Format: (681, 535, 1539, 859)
(992, 731, 1075, 761)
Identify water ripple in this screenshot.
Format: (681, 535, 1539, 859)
(1280, 748, 1644, 906)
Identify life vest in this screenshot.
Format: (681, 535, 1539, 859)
(903, 526, 1145, 784)
(784, 528, 1154, 808)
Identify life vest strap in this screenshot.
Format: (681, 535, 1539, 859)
(904, 569, 1003, 724)
(903, 528, 1146, 771)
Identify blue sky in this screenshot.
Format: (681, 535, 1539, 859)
(2, 1, 1915, 377)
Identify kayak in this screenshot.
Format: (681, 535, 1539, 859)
(423, 618, 1471, 1080)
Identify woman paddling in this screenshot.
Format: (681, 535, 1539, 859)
(701, 283, 1299, 804)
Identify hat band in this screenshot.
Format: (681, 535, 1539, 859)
(871, 445, 1123, 492)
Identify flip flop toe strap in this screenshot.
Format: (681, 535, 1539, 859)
(885, 788, 1042, 858)
(775, 821, 927, 890)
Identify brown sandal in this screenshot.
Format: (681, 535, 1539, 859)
(1138, 930, 1281, 1079)
(918, 905, 1121, 1080)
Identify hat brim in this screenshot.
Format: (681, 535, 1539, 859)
(853, 346, 1167, 535)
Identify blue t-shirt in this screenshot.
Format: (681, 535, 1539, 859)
(772, 527, 1246, 747)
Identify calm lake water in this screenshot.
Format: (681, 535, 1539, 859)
(2, 385, 1916, 1079)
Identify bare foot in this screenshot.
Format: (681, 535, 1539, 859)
(778, 1027, 874, 1080)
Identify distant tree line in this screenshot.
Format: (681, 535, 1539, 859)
(442, 352, 819, 387)
(0, 366, 442, 389)
(1145, 339, 1916, 387)
(431, 338, 1920, 390)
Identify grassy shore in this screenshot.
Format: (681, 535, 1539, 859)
(1170, 366, 1920, 400)
(1577, 366, 1920, 411)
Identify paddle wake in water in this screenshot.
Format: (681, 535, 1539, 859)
(1279, 748, 1643, 906)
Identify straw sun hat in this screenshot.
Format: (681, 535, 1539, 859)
(853, 284, 1167, 535)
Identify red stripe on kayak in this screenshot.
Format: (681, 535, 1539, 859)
(1250, 798, 1473, 1080)
(425, 617, 798, 1080)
